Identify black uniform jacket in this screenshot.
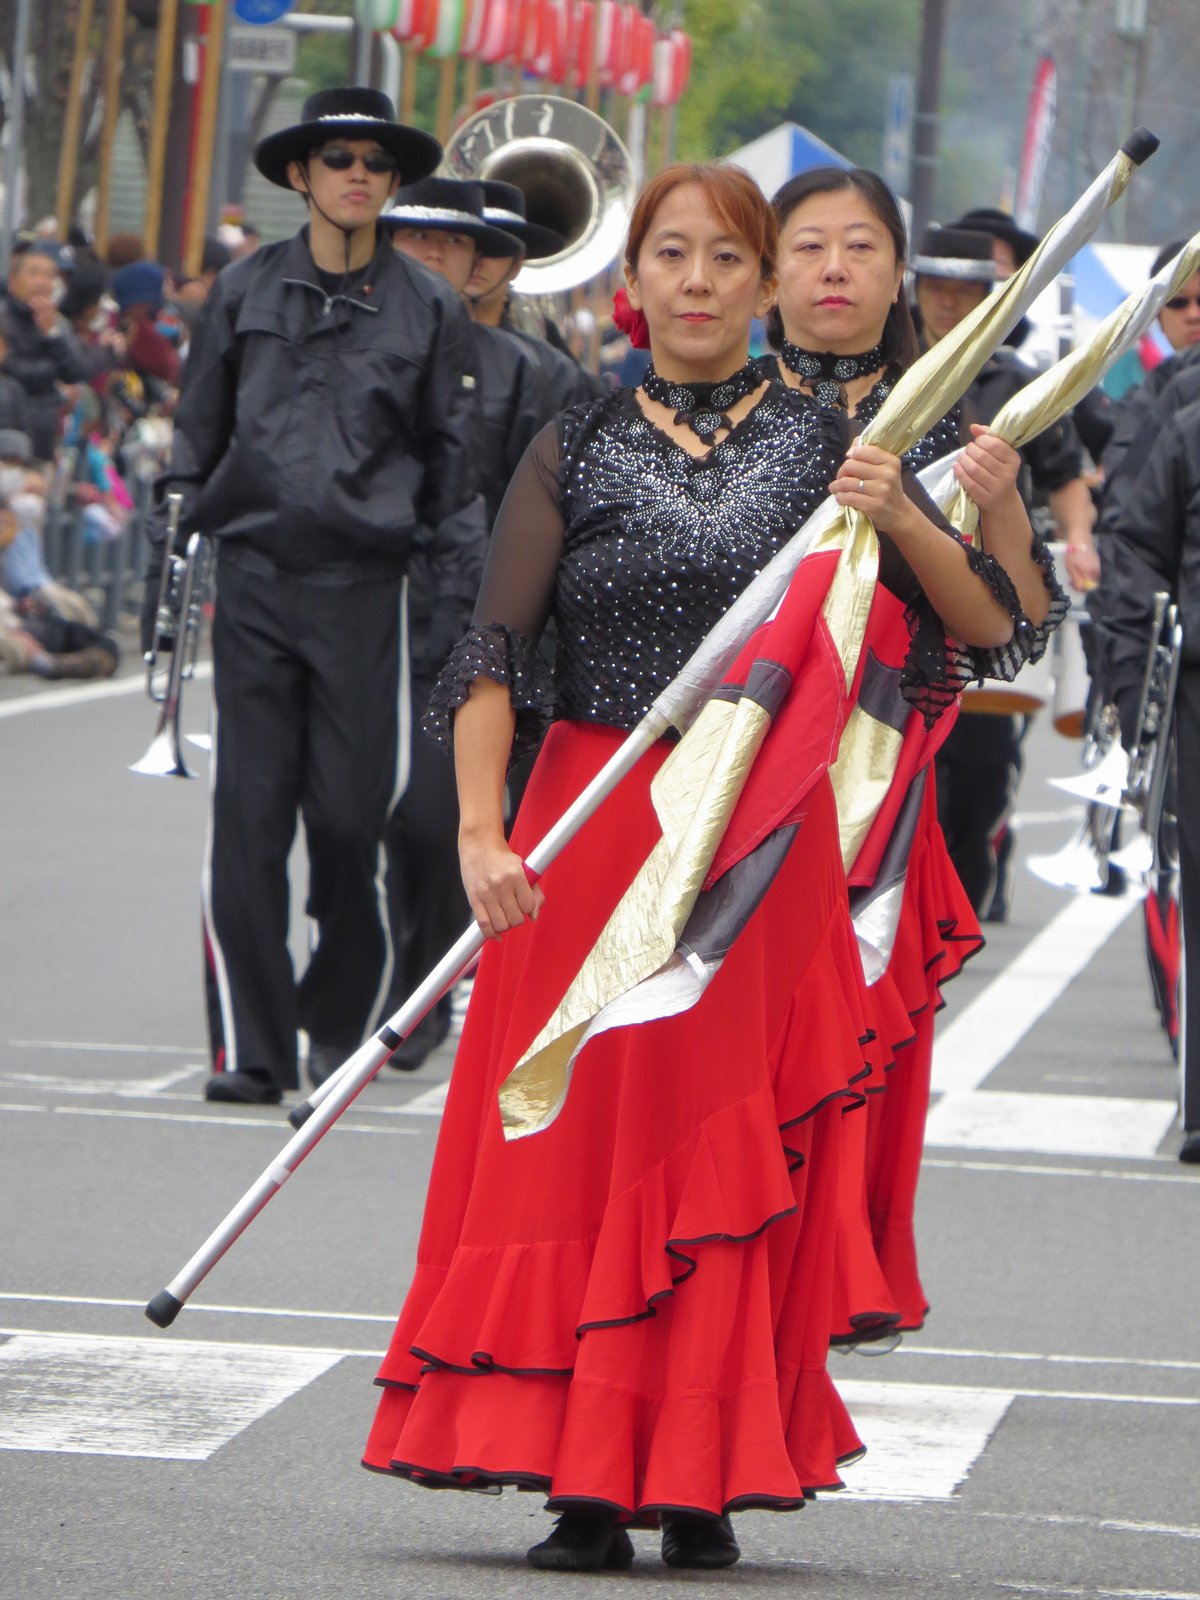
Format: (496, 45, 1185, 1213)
(1097, 348, 1200, 548)
(1102, 393, 1200, 725)
(470, 322, 553, 525)
(151, 226, 481, 586)
(967, 346, 1083, 501)
(1, 297, 88, 461)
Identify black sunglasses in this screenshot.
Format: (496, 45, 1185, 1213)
(313, 148, 397, 175)
(1164, 293, 1200, 311)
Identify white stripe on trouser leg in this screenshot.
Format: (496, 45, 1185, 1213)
(1180, 911, 1191, 1129)
(368, 578, 412, 1033)
(201, 696, 239, 1076)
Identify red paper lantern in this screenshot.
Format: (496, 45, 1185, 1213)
(566, 0, 595, 90)
(651, 28, 691, 108)
(531, 0, 573, 81)
(391, 0, 435, 43)
(597, 0, 632, 89)
(477, 0, 519, 62)
(616, 11, 654, 95)
(460, 0, 489, 56)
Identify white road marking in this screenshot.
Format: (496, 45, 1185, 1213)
(835, 1379, 1013, 1500)
(0, 1330, 337, 1460)
(395, 1079, 451, 1116)
(925, 1089, 1178, 1159)
(48, 1106, 419, 1135)
(931, 890, 1140, 1095)
(0, 663, 211, 721)
(923, 1156, 1191, 1183)
(7, 1040, 206, 1055)
(0, 1066, 204, 1096)
(893, 1342, 1200, 1375)
(0, 1293, 394, 1324)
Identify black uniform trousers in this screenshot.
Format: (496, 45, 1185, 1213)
(381, 674, 469, 1059)
(935, 710, 1024, 914)
(205, 555, 404, 1091)
(1175, 667, 1200, 1133)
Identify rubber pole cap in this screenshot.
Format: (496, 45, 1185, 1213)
(288, 1100, 316, 1130)
(1121, 128, 1159, 164)
(145, 1290, 184, 1329)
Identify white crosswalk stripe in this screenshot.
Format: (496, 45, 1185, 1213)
(0, 1332, 339, 1460)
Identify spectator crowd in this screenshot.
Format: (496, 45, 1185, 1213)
(0, 222, 258, 681)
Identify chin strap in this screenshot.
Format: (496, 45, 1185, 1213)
(299, 164, 357, 297)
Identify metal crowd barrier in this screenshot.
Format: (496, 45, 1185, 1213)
(41, 447, 160, 637)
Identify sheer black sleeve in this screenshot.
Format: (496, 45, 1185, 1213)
(422, 421, 565, 758)
(886, 470, 1061, 727)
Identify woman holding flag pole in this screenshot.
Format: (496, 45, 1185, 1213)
(758, 165, 1065, 1343)
(361, 162, 1039, 1572)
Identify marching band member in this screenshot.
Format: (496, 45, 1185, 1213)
(1099, 385, 1200, 1165)
(913, 224, 1085, 918)
(145, 88, 484, 1105)
(469, 180, 605, 408)
(381, 177, 542, 1069)
(363, 163, 1032, 1571)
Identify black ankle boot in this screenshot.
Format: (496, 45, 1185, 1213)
(527, 1507, 635, 1571)
(660, 1510, 740, 1569)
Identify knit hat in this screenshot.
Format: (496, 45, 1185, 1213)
(112, 261, 167, 314)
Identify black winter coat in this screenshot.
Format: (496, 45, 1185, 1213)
(1103, 394, 1200, 727)
(152, 227, 482, 588)
(1, 297, 87, 460)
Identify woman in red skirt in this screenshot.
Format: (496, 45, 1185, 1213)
(759, 166, 1064, 1339)
(363, 164, 1035, 1572)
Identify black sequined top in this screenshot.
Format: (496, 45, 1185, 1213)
(424, 380, 1057, 758)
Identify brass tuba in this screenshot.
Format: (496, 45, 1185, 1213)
(442, 95, 636, 297)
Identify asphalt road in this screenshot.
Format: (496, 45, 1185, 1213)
(1, 664, 1197, 1600)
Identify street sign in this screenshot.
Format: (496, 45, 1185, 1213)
(881, 73, 914, 198)
(232, 0, 294, 25)
(229, 22, 297, 73)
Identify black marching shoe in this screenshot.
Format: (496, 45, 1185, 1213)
(306, 1042, 347, 1088)
(527, 1507, 635, 1572)
(1179, 1129, 1200, 1165)
(204, 1071, 283, 1106)
(660, 1510, 740, 1569)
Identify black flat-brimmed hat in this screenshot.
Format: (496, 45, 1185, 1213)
(478, 180, 565, 261)
(254, 87, 442, 191)
(953, 207, 1039, 268)
(382, 178, 523, 258)
(911, 226, 998, 283)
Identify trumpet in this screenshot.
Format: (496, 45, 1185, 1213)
(130, 492, 212, 779)
(1031, 592, 1181, 889)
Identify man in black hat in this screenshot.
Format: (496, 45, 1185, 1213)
(378, 175, 551, 1068)
(146, 88, 486, 1105)
(467, 180, 604, 408)
(913, 225, 1093, 919)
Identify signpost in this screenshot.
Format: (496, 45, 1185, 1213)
(232, 0, 294, 23)
(882, 73, 914, 198)
(228, 22, 297, 72)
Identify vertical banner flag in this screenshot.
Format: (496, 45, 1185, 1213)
(1015, 54, 1057, 231)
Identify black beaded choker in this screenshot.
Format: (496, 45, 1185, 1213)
(779, 340, 886, 410)
(641, 360, 761, 440)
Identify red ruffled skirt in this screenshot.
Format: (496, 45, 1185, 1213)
(831, 775, 983, 1341)
(363, 720, 876, 1518)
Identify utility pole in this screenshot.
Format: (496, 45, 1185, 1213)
(909, 0, 947, 245)
(1, 0, 35, 266)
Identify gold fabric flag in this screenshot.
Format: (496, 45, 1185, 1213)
(498, 150, 1146, 1140)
